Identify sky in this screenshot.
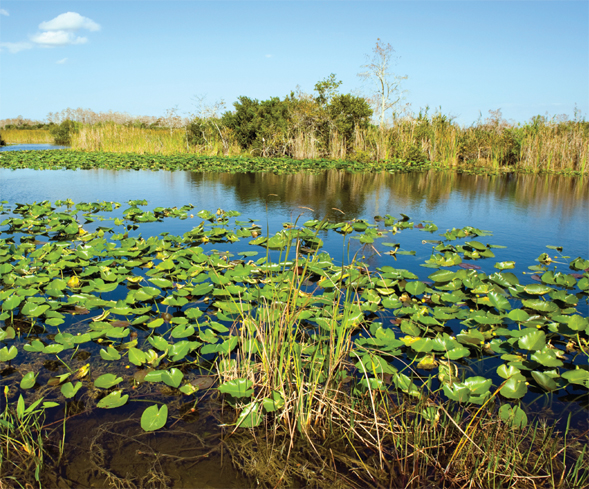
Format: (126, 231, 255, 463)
(0, 1, 587, 126)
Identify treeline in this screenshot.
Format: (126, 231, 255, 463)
(2, 76, 588, 172)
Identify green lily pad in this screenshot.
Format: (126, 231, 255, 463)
(141, 404, 168, 431)
(499, 404, 528, 429)
(97, 390, 129, 409)
(94, 373, 123, 389)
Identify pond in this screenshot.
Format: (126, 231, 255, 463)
(0, 167, 587, 487)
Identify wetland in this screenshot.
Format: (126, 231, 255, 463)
(0, 161, 587, 488)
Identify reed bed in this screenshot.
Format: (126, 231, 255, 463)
(5, 109, 587, 174)
(1, 128, 53, 144)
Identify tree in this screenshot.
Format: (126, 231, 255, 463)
(358, 39, 407, 127)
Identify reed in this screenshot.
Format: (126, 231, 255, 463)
(1, 129, 53, 144)
(213, 227, 588, 488)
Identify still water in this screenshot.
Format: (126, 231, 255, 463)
(1, 167, 587, 487)
(1, 168, 587, 266)
(0, 143, 69, 152)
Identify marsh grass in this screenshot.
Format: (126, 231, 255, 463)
(213, 232, 588, 488)
(1, 129, 53, 145)
(37, 108, 588, 174)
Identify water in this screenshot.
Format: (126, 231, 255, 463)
(1, 168, 587, 265)
(1, 167, 587, 487)
(0, 143, 69, 151)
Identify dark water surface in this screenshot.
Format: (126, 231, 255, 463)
(1, 168, 587, 487)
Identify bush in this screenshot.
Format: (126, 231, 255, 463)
(49, 120, 80, 145)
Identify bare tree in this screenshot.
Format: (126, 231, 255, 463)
(358, 39, 408, 127)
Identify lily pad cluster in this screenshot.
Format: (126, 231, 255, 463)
(0, 199, 587, 432)
(0, 150, 430, 175)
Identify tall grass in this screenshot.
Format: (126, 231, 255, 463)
(211, 230, 588, 488)
(1, 129, 53, 144)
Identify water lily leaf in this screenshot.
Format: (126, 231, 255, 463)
(463, 376, 492, 395)
(517, 330, 546, 350)
(428, 270, 457, 283)
(488, 291, 511, 311)
(162, 368, 183, 388)
(20, 371, 38, 389)
(531, 371, 559, 392)
(530, 349, 563, 367)
(524, 284, 553, 295)
(568, 315, 588, 331)
(2, 295, 21, 311)
(148, 278, 173, 288)
(218, 378, 253, 398)
(561, 368, 589, 387)
(393, 373, 420, 397)
(141, 404, 168, 431)
(97, 390, 129, 409)
(61, 381, 82, 398)
(522, 299, 558, 313)
(43, 344, 65, 355)
(236, 401, 263, 428)
(94, 373, 123, 389)
(148, 336, 170, 351)
(507, 309, 530, 322)
(500, 376, 528, 399)
(24, 340, 45, 353)
(100, 347, 121, 361)
(128, 347, 147, 366)
(445, 346, 470, 360)
(442, 383, 471, 403)
(405, 281, 426, 296)
(494, 261, 516, 270)
(499, 404, 527, 429)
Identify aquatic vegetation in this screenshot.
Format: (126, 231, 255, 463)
(0, 150, 430, 174)
(0, 199, 587, 487)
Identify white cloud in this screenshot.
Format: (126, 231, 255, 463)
(0, 9, 9, 16)
(31, 30, 87, 47)
(0, 41, 33, 53)
(39, 12, 100, 32)
(57, 58, 68, 64)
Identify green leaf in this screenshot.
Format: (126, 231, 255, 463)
(0, 346, 18, 362)
(494, 261, 515, 270)
(531, 371, 559, 392)
(523, 284, 553, 295)
(218, 378, 253, 398)
(499, 404, 528, 429)
(488, 291, 511, 311)
(517, 330, 546, 351)
(500, 376, 528, 399)
(405, 281, 426, 296)
(61, 381, 82, 399)
(100, 347, 121, 361)
(561, 368, 589, 387)
(162, 368, 183, 388)
(94, 373, 123, 389)
(97, 390, 129, 409)
(568, 315, 588, 331)
(141, 404, 168, 431)
(20, 372, 38, 389)
(128, 348, 147, 366)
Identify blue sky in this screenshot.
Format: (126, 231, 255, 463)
(1, 1, 587, 126)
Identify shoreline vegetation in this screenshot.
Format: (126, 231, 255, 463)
(1, 99, 587, 176)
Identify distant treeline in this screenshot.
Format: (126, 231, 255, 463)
(2, 81, 587, 173)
